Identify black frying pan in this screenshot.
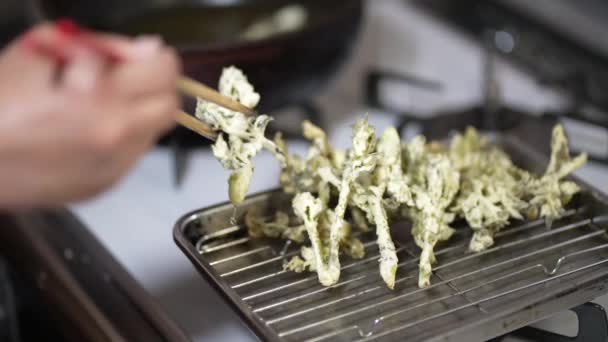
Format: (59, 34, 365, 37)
(116, 0, 364, 113)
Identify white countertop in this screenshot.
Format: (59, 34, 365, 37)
(71, 1, 608, 340)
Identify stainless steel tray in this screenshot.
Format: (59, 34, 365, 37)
(174, 133, 608, 342)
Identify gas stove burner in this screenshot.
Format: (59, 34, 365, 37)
(412, 0, 608, 112)
(364, 66, 529, 139)
(364, 45, 608, 164)
(501, 302, 608, 342)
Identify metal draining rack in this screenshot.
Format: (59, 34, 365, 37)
(175, 189, 608, 342)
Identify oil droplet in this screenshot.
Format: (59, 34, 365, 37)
(280, 240, 292, 258)
(230, 205, 238, 226)
(542, 256, 565, 276)
(357, 318, 383, 337)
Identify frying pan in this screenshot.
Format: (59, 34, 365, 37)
(35, 0, 365, 145)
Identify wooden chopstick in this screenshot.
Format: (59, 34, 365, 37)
(178, 76, 257, 116)
(175, 76, 258, 141)
(175, 110, 218, 141)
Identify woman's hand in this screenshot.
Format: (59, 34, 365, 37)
(0, 24, 180, 208)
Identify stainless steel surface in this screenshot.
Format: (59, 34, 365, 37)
(174, 134, 608, 342)
(498, 0, 608, 59)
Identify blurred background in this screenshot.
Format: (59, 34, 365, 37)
(1, 0, 608, 341)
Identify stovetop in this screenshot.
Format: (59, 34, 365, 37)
(414, 0, 608, 114)
(68, 1, 608, 341)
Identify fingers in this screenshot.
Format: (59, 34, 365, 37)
(1, 25, 60, 92)
(107, 39, 180, 98)
(75, 91, 177, 160)
(54, 33, 180, 149)
(20, 23, 88, 64)
(28, 25, 179, 177)
(74, 98, 176, 199)
(4, 23, 114, 95)
(131, 93, 178, 134)
(17, 22, 182, 100)
(0, 23, 183, 207)
(99, 96, 178, 154)
(77, 32, 163, 62)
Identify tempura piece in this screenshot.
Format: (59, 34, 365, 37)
(280, 121, 368, 280)
(321, 117, 378, 285)
(347, 127, 408, 289)
(350, 207, 371, 232)
(302, 120, 346, 207)
(368, 187, 398, 289)
(449, 128, 529, 252)
(455, 172, 528, 252)
(376, 127, 413, 205)
(449, 126, 488, 170)
(527, 125, 587, 226)
(402, 135, 427, 182)
(285, 209, 365, 274)
(292, 192, 339, 286)
(196, 66, 285, 204)
(318, 209, 366, 259)
(245, 210, 307, 243)
(242, 4, 308, 41)
(275, 132, 309, 194)
(290, 123, 396, 284)
(352, 185, 399, 289)
(408, 153, 460, 288)
(278, 121, 345, 203)
(284, 246, 317, 273)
